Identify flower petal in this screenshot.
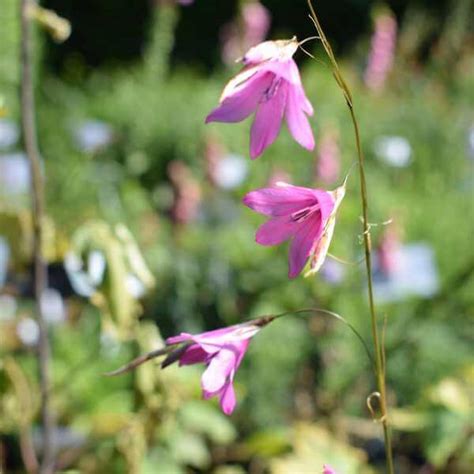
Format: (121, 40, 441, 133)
(250, 81, 288, 158)
(179, 344, 209, 365)
(243, 185, 317, 216)
(286, 83, 315, 151)
(289, 213, 323, 278)
(201, 348, 236, 394)
(206, 71, 273, 124)
(307, 185, 345, 275)
(259, 59, 300, 85)
(255, 215, 299, 245)
(219, 381, 236, 415)
(166, 332, 193, 345)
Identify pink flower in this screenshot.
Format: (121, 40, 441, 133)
(168, 160, 201, 225)
(243, 181, 345, 278)
(377, 221, 402, 276)
(206, 38, 315, 159)
(316, 127, 341, 185)
(165, 318, 273, 415)
(220, 1, 271, 65)
(364, 9, 397, 92)
(323, 465, 338, 474)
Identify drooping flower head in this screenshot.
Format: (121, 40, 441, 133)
(243, 181, 345, 278)
(206, 38, 315, 159)
(164, 317, 274, 415)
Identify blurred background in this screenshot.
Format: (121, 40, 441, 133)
(0, 0, 473, 472)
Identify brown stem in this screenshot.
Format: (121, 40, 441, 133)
(19, 0, 55, 472)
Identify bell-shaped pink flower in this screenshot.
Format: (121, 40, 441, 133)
(206, 38, 315, 159)
(322, 465, 338, 474)
(243, 181, 345, 278)
(165, 318, 273, 415)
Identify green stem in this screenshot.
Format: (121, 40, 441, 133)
(145, 1, 179, 81)
(20, 0, 55, 472)
(306, 2, 395, 472)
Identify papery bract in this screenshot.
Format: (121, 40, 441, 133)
(206, 38, 315, 159)
(243, 181, 345, 278)
(165, 319, 272, 415)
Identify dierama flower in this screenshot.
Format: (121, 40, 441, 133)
(377, 222, 402, 277)
(364, 9, 397, 92)
(164, 317, 274, 415)
(220, 1, 271, 65)
(168, 160, 201, 225)
(206, 38, 315, 159)
(322, 465, 338, 474)
(243, 181, 345, 278)
(316, 126, 341, 184)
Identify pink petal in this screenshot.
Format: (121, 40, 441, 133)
(206, 71, 273, 124)
(179, 344, 209, 365)
(250, 81, 288, 158)
(166, 332, 193, 345)
(323, 465, 338, 474)
(289, 214, 323, 278)
(259, 59, 300, 85)
(255, 215, 299, 245)
(312, 189, 335, 223)
(219, 381, 236, 415)
(286, 83, 315, 151)
(201, 349, 236, 394)
(243, 185, 317, 216)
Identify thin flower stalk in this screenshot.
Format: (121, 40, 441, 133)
(20, 0, 55, 472)
(306, 2, 394, 472)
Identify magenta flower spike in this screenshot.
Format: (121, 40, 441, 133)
(165, 318, 272, 415)
(206, 38, 315, 159)
(243, 181, 345, 278)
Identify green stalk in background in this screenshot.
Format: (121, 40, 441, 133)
(19, 0, 55, 472)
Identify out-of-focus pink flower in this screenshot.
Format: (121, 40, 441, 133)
(243, 181, 345, 278)
(168, 160, 201, 225)
(316, 127, 341, 184)
(267, 167, 292, 187)
(220, 1, 271, 65)
(165, 317, 274, 415)
(322, 465, 338, 474)
(204, 134, 226, 186)
(243, 1, 271, 45)
(377, 222, 402, 276)
(206, 38, 315, 159)
(364, 9, 397, 92)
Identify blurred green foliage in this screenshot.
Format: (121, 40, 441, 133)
(1, 0, 473, 472)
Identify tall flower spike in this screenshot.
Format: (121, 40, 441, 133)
(243, 181, 345, 278)
(164, 317, 273, 415)
(206, 38, 315, 159)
